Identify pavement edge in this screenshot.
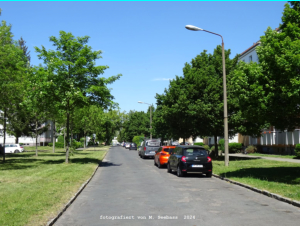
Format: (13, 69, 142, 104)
(213, 173, 300, 208)
(46, 147, 111, 226)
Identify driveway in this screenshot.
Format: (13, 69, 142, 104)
(55, 146, 300, 226)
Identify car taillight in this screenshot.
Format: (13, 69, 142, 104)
(161, 152, 166, 156)
(144, 147, 146, 151)
(20, 146, 23, 148)
(181, 156, 186, 162)
(207, 156, 212, 163)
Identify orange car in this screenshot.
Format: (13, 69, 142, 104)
(154, 146, 176, 168)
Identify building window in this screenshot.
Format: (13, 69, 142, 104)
(249, 55, 252, 62)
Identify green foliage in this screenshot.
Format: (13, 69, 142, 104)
(228, 143, 242, 153)
(48, 142, 64, 148)
(122, 110, 151, 142)
(210, 146, 215, 152)
(132, 135, 144, 147)
(194, 142, 204, 146)
(203, 145, 210, 151)
(57, 136, 64, 143)
(246, 145, 257, 154)
(232, 2, 300, 131)
(295, 144, 300, 158)
(219, 139, 225, 152)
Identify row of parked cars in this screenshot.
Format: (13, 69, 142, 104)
(122, 138, 212, 177)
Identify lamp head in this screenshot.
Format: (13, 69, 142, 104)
(185, 25, 203, 31)
(138, 101, 143, 104)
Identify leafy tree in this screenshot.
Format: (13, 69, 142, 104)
(122, 110, 150, 142)
(0, 21, 27, 162)
(233, 1, 300, 131)
(35, 31, 121, 163)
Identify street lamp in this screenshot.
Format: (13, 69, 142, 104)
(185, 24, 229, 166)
(138, 101, 153, 139)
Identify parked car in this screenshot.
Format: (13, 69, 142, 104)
(171, 141, 179, 146)
(138, 141, 144, 157)
(180, 142, 190, 145)
(4, 144, 24, 153)
(129, 143, 137, 150)
(167, 145, 212, 177)
(125, 142, 130, 149)
(154, 146, 176, 168)
(140, 138, 161, 159)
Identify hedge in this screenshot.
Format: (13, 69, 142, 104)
(194, 142, 204, 146)
(229, 143, 242, 153)
(48, 142, 64, 148)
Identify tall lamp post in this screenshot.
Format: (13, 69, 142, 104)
(185, 24, 229, 166)
(138, 101, 153, 139)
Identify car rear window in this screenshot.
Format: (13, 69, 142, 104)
(184, 148, 207, 156)
(131, 143, 136, 147)
(163, 148, 174, 153)
(146, 140, 160, 147)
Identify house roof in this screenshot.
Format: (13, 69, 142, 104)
(239, 41, 260, 58)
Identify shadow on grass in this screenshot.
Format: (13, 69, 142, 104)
(219, 166, 300, 185)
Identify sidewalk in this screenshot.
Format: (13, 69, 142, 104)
(229, 153, 300, 164)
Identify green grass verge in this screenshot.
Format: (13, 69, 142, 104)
(0, 146, 108, 226)
(248, 153, 298, 159)
(212, 156, 300, 202)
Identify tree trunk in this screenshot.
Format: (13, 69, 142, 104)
(183, 138, 186, 144)
(35, 119, 38, 157)
(214, 134, 218, 158)
(52, 120, 55, 153)
(2, 109, 7, 162)
(64, 127, 66, 151)
(65, 100, 70, 163)
(84, 131, 86, 149)
(15, 136, 19, 144)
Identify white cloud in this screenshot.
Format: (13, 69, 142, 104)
(153, 78, 172, 81)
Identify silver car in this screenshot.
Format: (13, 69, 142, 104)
(140, 138, 161, 159)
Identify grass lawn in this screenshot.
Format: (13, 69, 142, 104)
(248, 153, 298, 159)
(0, 145, 109, 226)
(213, 156, 300, 202)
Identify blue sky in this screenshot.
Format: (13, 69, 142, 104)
(1, 1, 286, 113)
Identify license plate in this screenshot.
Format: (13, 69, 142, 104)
(192, 165, 203, 168)
(150, 151, 155, 153)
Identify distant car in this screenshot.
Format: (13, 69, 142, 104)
(140, 138, 161, 159)
(154, 146, 176, 168)
(4, 144, 24, 153)
(167, 145, 212, 177)
(171, 141, 179, 146)
(125, 143, 130, 149)
(129, 143, 137, 150)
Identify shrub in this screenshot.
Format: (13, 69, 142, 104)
(48, 142, 64, 148)
(57, 136, 64, 143)
(132, 135, 144, 147)
(295, 144, 300, 158)
(194, 142, 204, 146)
(210, 146, 215, 152)
(203, 145, 210, 151)
(219, 139, 225, 152)
(228, 143, 242, 153)
(246, 145, 257, 153)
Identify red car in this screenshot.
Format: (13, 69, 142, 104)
(154, 146, 176, 168)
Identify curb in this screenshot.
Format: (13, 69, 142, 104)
(46, 149, 110, 226)
(212, 173, 300, 208)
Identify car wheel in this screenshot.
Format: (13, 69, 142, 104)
(177, 166, 183, 177)
(206, 172, 212, 178)
(167, 163, 172, 173)
(14, 149, 20, 153)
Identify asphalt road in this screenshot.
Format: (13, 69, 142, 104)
(55, 146, 300, 226)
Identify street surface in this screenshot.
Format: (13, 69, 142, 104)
(55, 146, 300, 226)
